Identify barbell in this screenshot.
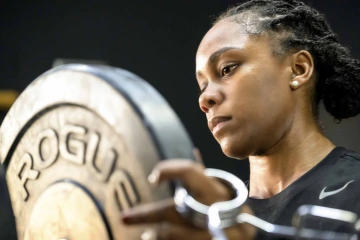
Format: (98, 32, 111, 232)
(0, 64, 359, 240)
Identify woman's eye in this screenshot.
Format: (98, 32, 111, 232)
(221, 65, 237, 77)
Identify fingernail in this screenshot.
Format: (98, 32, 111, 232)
(121, 217, 130, 224)
(121, 213, 132, 224)
(121, 215, 131, 224)
(148, 170, 159, 186)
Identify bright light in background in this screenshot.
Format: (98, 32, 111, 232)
(0, 90, 19, 111)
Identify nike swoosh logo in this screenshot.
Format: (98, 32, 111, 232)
(319, 180, 354, 200)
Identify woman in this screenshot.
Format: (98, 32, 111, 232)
(122, 0, 360, 239)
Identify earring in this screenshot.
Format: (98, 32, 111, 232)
(290, 80, 299, 88)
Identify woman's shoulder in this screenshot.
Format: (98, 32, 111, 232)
(317, 147, 360, 193)
(336, 147, 360, 171)
(327, 147, 360, 178)
(330, 146, 360, 166)
(341, 147, 360, 160)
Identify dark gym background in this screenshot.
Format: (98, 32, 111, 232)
(0, 0, 359, 181)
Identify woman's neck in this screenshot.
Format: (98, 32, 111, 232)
(248, 122, 335, 199)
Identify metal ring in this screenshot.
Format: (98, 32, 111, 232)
(174, 168, 248, 229)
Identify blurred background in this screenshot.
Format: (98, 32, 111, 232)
(0, 0, 359, 181)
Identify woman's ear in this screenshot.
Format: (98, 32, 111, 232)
(289, 50, 314, 89)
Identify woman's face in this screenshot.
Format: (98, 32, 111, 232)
(196, 19, 296, 159)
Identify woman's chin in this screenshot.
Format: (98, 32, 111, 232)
(219, 138, 251, 160)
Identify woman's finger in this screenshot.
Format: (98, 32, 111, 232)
(148, 160, 230, 205)
(121, 199, 186, 225)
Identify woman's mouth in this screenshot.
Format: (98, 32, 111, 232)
(208, 116, 232, 134)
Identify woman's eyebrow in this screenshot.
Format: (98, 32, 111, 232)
(196, 47, 240, 79)
(208, 46, 240, 64)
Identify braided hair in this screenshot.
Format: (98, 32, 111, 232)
(214, 0, 360, 122)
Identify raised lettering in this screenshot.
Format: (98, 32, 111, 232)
(109, 170, 140, 211)
(86, 132, 117, 182)
(60, 125, 87, 165)
(17, 153, 40, 201)
(33, 128, 59, 169)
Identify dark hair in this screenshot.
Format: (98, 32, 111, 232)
(214, 0, 360, 122)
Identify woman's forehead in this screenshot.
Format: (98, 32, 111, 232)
(195, 19, 260, 70)
(199, 20, 249, 50)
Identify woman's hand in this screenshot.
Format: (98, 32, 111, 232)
(121, 150, 256, 240)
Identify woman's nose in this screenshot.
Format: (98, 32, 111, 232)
(198, 88, 222, 113)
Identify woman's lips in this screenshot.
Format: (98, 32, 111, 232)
(212, 120, 230, 134)
(208, 116, 232, 134)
